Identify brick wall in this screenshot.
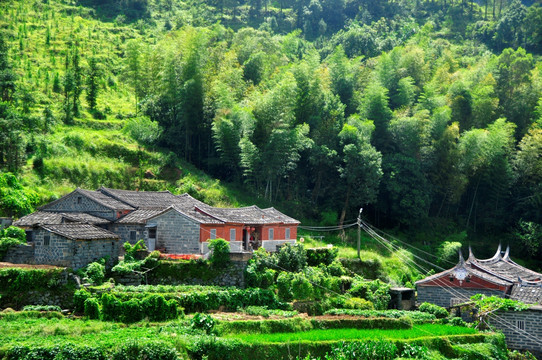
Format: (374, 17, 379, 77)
(490, 309, 542, 358)
(151, 210, 200, 254)
(42, 192, 117, 220)
(417, 285, 503, 308)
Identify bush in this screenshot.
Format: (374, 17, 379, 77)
(0, 237, 25, 259)
(344, 297, 374, 310)
(85, 261, 105, 285)
(191, 313, 215, 334)
(348, 279, 391, 310)
(306, 247, 339, 266)
(208, 238, 230, 267)
(142, 294, 178, 321)
(84, 297, 100, 319)
(277, 243, 307, 272)
(121, 298, 143, 323)
(73, 290, 92, 314)
(101, 293, 122, 321)
(419, 302, 449, 319)
(3, 226, 26, 241)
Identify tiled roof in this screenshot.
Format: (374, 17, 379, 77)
(14, 212, 64, 226)
(77, 189, 135, 210)
(61, 212, 111, 225)
(13, 211, 110, 226)
(194, 203, 298, 225)
(262, 207, 300, 224)
(100, 187, 178, 209)
(41, 224, 119, 240)
(510, 284, 542, 304)
(116, 209, 165, 224)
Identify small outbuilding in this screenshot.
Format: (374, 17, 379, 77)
(32, 224, 120, 270)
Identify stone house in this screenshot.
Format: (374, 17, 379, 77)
(12, 187, 299, 265)
(416, 245, 542, 356)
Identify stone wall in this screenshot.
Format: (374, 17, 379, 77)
(490, 309, 542, 358)
(3, 244, 35, 264)
(145, 260, 248, 288)
(42, 191, 117, 220)
(151, 210, 200, 254)
(33, 228, 119, 270)
(71, 238, 119, 270)
(110, 224, 147, 246)
(417, 285, 503, 308)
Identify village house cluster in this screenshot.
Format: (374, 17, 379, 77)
(11, 187, 299, 269)
(416, 245, 542, 355)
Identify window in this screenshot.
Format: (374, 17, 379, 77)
(268, 228, 274, 240)
(25, 230, 33, 242)
(230, 229, 236, 241)
(44, 235, 50, 246)
(210, 229, 216, 240)
(285, 228, 290, 240)
(130, 231, 136, 241)
(516, 320, 525, 331)
(148, 228, 156, 239)
(77, 196, 82, 204)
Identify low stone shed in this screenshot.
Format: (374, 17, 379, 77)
(32, 223, 120, 269)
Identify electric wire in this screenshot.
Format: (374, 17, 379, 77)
(358, 218, 542, 346)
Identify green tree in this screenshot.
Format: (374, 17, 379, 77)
(337, 117, 382, 225)
(86, 55, 100, 110)
(0, 33, 16, 103)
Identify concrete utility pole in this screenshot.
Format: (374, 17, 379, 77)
(357, 208, 363, 259)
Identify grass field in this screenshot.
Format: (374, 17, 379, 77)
(226, 324, 478, 343)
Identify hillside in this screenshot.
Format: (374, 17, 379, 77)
(1, 0, 542, 267)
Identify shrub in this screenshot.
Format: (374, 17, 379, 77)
(73, 290, 92, 314)
(277, 243, 307, 272)
(142, 294, 178, 321)
(85, 261, 105, 285)
(84, 297, 100, 319)
(344, 297, 374, 310)
(121, 298, 143, 323)
(419, 302, 449, 319)
(0, 237, 25, 259)
(348, 279, 391, 310)
(245, 248, 278, 288)
(101, 293, 122, 321)
(123, 240, 147, 261)
(191, 313, 215, 334)
(3, 226, 26, 241)
(306, 247, 339, 266)
(208, 238, 230, 267)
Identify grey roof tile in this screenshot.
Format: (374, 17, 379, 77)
(100, 187, 178, 209)
(14, 211, 110, 226)
(41, 224, 119, 240)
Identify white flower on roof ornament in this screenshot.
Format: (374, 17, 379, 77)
(454, 267, 468, 285)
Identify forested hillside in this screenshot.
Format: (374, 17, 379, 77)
(1, 0, 542, 263)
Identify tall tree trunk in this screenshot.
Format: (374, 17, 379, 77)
(339, 184, 351, 227)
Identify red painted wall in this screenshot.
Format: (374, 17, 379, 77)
(421, 274, 508, 291)
(200, 224, 298, 242)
